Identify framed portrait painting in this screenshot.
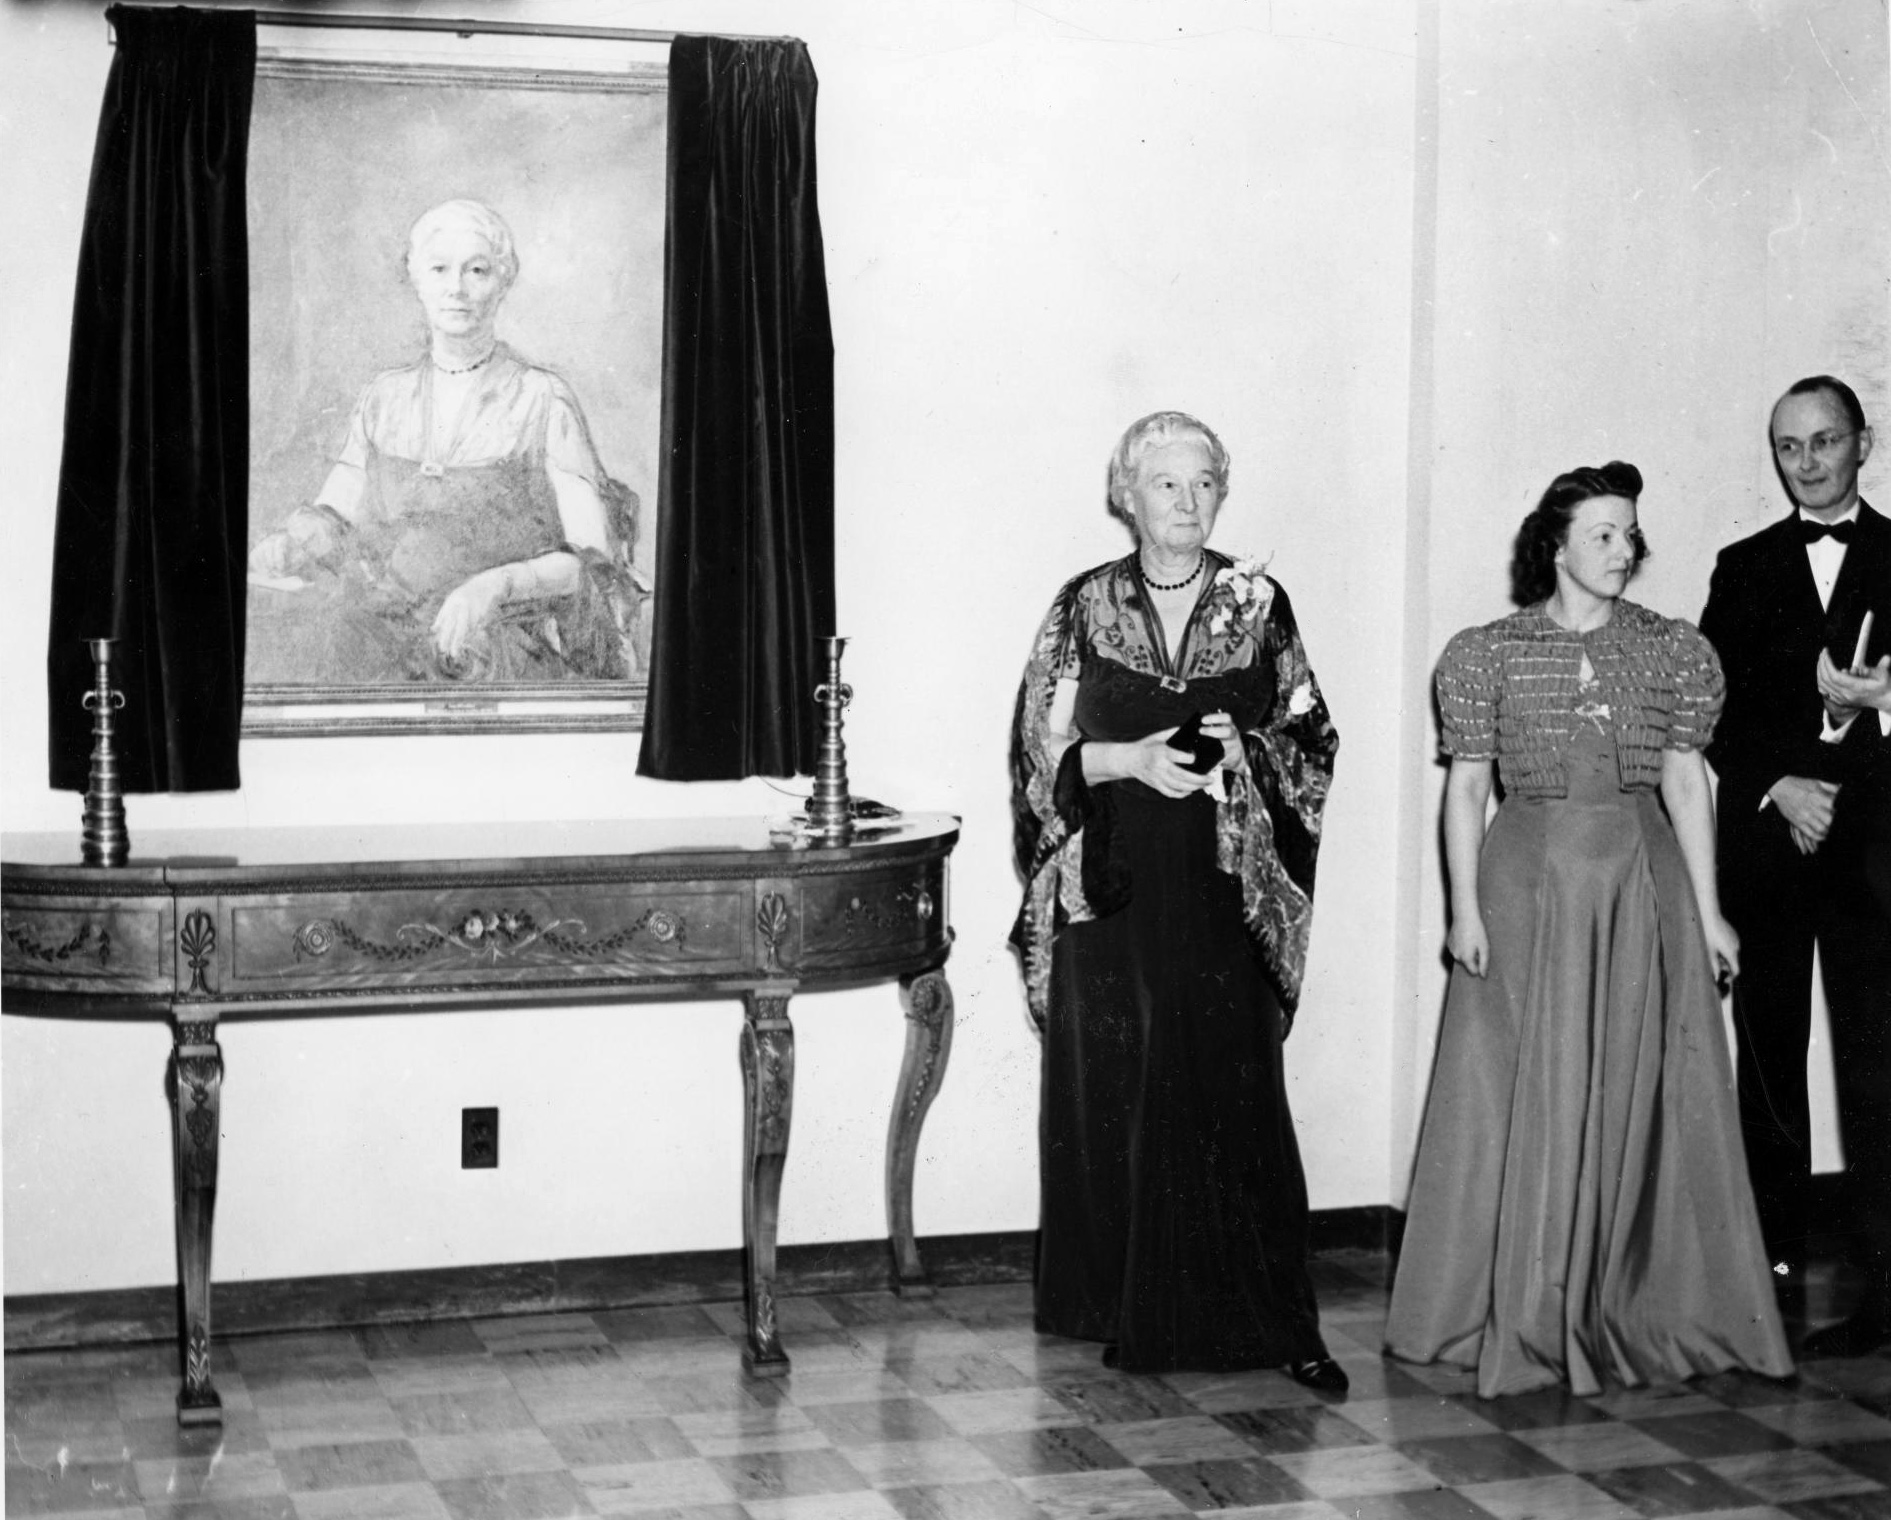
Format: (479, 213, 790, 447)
(242, 27, 666, 736)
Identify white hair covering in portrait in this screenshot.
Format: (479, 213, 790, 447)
(405, 198, 520, 290)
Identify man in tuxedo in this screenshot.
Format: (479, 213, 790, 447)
(1702, 375, 1889, 1357)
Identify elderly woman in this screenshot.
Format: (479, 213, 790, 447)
(250, 199, 642, 683)
(1385, 462, 1793, 1397)
(1009, 411, 1345, 1387)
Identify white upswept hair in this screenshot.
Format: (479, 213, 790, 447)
(1106, 410, 1231, 527)
(404, 198, 519, 291)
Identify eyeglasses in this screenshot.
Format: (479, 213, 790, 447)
(1773, 430, 1857, 466)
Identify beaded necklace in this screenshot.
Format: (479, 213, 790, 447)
(1140, 555, 1204, 592)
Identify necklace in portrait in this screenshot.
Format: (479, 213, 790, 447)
(432, 346, 497, 376)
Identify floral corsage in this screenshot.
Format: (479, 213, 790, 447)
(1205, 553, 1274, 640)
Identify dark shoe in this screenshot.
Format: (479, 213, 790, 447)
(1801, 1312, 1891, 1359)
(1287, 1357, 1349, 1395)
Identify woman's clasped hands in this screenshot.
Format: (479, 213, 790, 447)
(1118, 711, 1243, 799)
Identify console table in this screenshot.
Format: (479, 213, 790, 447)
(2, 814, 958, 1424)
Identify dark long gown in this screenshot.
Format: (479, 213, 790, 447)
(1036, 654, 1329, 1372)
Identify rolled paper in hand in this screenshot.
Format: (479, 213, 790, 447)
(1851, 610, 1875, 674)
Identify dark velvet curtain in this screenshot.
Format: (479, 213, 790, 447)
(637, 36, 836, 780)
(46, 6, 255, 794)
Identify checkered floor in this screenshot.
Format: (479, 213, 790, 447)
(7, 1251, 1890, 1519)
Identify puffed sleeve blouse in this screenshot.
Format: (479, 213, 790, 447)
(1435, 600, 1724, 797)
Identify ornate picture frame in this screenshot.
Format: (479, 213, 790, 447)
(242, 26, 666, 736)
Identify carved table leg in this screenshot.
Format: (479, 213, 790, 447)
(887, 968, 954, 1296)
(739, 987, 795, 1375)
(169, 1017, 224, 1425)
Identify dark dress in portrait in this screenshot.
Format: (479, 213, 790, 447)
(1385, 604, 1792, 1398)
(249, 344, 642, 685)
(1010, 551, 1339, 1372)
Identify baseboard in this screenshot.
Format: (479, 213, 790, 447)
(1306, 1205, 1395, 1255)
(12, 1186, 1842, 1355)
(5, 1208, 1398, 1354)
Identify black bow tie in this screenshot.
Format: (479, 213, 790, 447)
(1800, 517, 1857, 545)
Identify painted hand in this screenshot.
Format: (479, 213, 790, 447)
(432, 568, 510, 662)
(248, 531, 298, 579)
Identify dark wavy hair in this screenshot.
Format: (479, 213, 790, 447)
(1510, 460, 1646, 606)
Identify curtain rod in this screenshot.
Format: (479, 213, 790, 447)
(108, 8, 791, 45)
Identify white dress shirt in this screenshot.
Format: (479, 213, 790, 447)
(1803, 505, 1856, 612)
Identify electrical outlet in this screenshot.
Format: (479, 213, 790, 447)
(462, 1107, 498, 1168)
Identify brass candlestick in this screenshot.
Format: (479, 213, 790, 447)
(807, 636, 854, 844)
(80, 637, 130, 867)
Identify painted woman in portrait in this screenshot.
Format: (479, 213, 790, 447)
(248, 199, 647, 685)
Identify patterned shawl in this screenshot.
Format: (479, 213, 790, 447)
(1008, 552, 1339, 1033)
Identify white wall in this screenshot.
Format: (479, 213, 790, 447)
(1399, 0, 1889, 1194)
(2, 0, 1418, 1294)
(6, 0, 1883, 1300)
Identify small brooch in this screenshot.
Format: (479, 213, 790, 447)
(1159, 675, 1187, 693)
